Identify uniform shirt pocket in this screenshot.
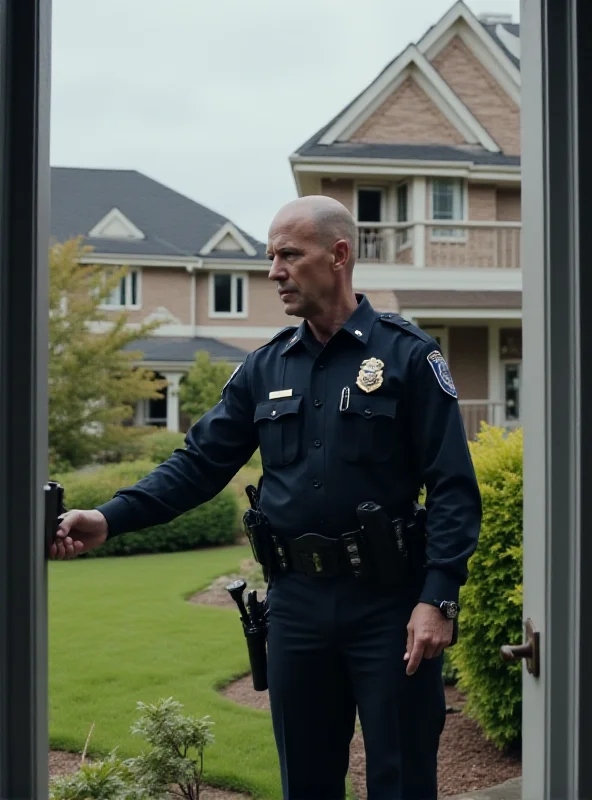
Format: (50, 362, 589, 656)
(254, 396, 303, 466)
(338, 394, 398, 463)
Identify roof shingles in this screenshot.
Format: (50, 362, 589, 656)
(50, 167, 266, 260)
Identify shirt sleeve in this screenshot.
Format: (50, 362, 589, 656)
(410, 341, 482, 605)
(95, 356, 258, 538)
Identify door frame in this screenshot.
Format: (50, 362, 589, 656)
(521, 1, 592, 797)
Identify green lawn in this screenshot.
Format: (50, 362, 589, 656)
(48, 544, 282, 799)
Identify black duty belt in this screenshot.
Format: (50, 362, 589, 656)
(269, 514, 425, 581)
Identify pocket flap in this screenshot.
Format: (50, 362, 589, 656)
(254, 395, 303, 422)
(341, 394, 397, 419)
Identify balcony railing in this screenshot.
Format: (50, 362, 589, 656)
(356, 220, 521, 268)
(459, 400, 507, 440)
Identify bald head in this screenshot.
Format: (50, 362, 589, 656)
(270, 195, 357, 269)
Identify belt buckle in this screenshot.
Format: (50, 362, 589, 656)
(293, 533, 339, 577)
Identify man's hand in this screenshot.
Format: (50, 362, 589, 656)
(404, 602, 453, 676)
(49, 509, 109, 560)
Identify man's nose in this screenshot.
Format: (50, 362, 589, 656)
(268, 257, 286, 281)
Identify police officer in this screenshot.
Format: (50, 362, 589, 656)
(51, 195, 481, 800)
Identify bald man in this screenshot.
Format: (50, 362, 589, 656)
(51, 196, 481, 799)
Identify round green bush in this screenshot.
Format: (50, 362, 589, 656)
(449, 425, 523, 750)
(136, 430, 187, 465)
(52, 460, 238, 557)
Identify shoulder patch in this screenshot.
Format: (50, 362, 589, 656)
(378, 313, 432, 343)
(427, 350, 457, 398)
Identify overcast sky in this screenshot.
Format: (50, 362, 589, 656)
(50, 0, 520, 243)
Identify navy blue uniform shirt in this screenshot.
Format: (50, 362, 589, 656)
(97, 294, 481, 604)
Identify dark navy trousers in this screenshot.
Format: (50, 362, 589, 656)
(266, 571, 446, 800)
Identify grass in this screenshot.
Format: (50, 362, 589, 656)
(48, 544, 282, 799)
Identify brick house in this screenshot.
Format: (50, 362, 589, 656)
(51, 166, 272, 432)
(290, 0, 522, 437)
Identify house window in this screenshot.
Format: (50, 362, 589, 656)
(210, 273, 247, 317)
(396, 182, 410, 248)
(431, 178, 465, 238)
(102, 270, 140, 308)
(423, 326, 449, 360)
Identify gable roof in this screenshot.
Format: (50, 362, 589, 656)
(292, 0, 520, 162)
(317, 44, 499, 152)
(481, 22, 520, 68)
(50, 167, 266, 261)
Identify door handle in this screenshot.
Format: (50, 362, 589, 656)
(500, 618, 540, 677)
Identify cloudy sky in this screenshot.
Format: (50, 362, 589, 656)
(50, 0, 520, 243)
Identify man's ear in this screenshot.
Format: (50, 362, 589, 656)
(332, 239, 350, 270)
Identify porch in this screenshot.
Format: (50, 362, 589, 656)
(400, 316, 523, 440)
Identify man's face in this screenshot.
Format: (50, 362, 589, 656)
(266, 214, 336, 319)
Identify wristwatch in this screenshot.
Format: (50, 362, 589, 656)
(430, 600, 460, 620)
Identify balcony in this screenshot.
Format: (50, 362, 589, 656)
(356, 220, 521, 269)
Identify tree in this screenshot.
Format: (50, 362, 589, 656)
(49, 237, 166, 471)
(178, 351, 235, 424)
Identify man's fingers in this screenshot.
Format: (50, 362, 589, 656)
(406, 639, 426, 676)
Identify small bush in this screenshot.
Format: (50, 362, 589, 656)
(49, 697, 214, 800)
(53, 460, 238, 556)
(449, 425, 523, 750)
(135, 429, 187, 464)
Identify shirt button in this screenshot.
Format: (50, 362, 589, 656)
(364, 408, 372, 416)
(314, 439, 322, 448)
(318, 364, 325, 370)
(313, 479, 322, 488)
(314, 399, 322, 408)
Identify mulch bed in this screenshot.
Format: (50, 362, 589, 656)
(222, 677, 521, 799)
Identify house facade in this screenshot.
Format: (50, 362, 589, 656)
(290, 0, 522, 438)
(51, 167, 276, 432)
(51, 1, 522, 438)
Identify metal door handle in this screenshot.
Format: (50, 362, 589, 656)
(500, 618, 540, 677)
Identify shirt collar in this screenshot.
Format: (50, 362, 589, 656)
(281, 293, 375, 355)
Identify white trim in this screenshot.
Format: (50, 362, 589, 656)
(354, 265, 522, 291)
(417, 1, 520, 96)
(78, 252, 269, 272)
(80, 253, 204, 269)
(488, 320, 502, 408)
(199, 221, 257, 257)
(142, 306, 181, 326)
(399, 306, 521, 320)
(98, 268, 142, 311)
(411, 177, 427, 267)
(319, 44, 499, 152)
(88, 207, 145, 240)
(292, 161, 520, 182)
(208, 272, 249, 319)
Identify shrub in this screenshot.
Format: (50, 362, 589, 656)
(49, 697, 214, 800)
(52, 460, 238, 556)
(449, 425, 523, 750)
(135, 429, 187, 464)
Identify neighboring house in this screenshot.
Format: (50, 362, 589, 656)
(51, 166, 274, 432)
(290, 0, 522, 438)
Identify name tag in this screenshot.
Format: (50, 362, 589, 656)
(269, 389, 293, 399)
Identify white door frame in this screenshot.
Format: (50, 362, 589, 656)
(520, 1, 592, 797)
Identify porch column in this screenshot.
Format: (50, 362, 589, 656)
(487, 322, 502, 426)
(412, 176, 426, 267)
(163, 373, 182, 432)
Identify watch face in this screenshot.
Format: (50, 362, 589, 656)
(442, 601, 459, 619)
